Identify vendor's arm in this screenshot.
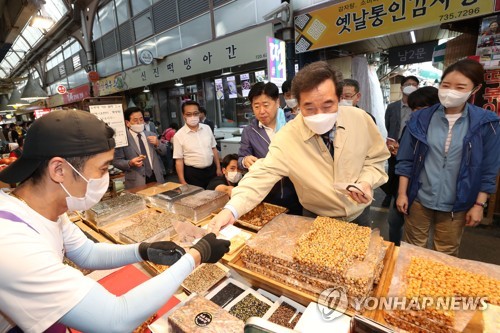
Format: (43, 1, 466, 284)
(356, 113, 391, 191)
(60, 252, 198, 332)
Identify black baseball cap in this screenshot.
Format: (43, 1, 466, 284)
(0, 110, 115, 184)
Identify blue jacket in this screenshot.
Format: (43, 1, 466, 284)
(396, 103, 500, 212)
(238, 118, 302, 214)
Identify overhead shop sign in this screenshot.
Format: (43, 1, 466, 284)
(96, 24, 273, 96)
(47, 84, 91, 108)
(389, 40, 438, 66)
(295, 0, 494, 53)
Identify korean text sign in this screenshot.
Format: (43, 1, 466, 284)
(295, 0, 494, 53)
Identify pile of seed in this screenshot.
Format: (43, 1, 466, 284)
(229, 294, 270, 322)
(210, 283, 245, 307)
(182, 264, 227, 293)
(268, 302, 302, 329)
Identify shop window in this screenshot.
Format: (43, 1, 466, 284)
(98, 2, 117, 36)
(213, 72, 263, 128)
(115, 0, 130, 25)
(72, 54, 81, 71)
(102, 31, 118, 58)
(97, 54, 121, 77)
(134, 11, 154, 41)
(179, 13, 211, 48)
(119, 21, 134, 49)
(178, 0, 209, 22)
(132, 0, 152, 16)
(156, 28, 181, 58)
(58, 63, 66, 77)
(67, 70, 87, 89)
(214, 0, 256, 38)
(153, 0, 178, 34)
(122, 47, 136, 70)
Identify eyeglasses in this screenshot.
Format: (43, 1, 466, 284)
(184, 112, 200, 117)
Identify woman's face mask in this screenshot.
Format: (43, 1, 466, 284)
(438, 88, 474, 108)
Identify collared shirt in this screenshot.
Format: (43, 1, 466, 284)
(399, 102, 412, 139)
(144, 122, 154, 132)
(173, 123, 216, 168)
(258, 121, 276, 141)
(128, 128, 154, 169)
(226, 106, 390, 220)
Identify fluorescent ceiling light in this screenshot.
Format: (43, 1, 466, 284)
(143, 85, 150, 93)
(174, 79, 183, 87)
(410, 31, 416, 44)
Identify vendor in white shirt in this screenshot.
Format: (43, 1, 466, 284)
(0, 110, 229, 333)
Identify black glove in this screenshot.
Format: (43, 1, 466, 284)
(191, 233, 231, 263)
(139, 241, 186, 266)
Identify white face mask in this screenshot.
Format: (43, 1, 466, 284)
(186, 116, 200, 127)
(285, 98, 298, 109)
(226, 171, 242, 184)
(130, 124, 144, 133)
(59, 161, 110, 211)
(303, 112, 338, 135)
(402, 85, 418, 96)
(338, 99, 354, 107)
(438, 88, 472, 108)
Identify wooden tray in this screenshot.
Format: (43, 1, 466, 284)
(228, 241, 395, 315)
(235, 202, 288, 231)
(372, 247, 487, 332)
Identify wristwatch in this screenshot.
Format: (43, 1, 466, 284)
(474, 201, 488, 208)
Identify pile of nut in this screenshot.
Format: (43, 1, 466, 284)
(241, 216, 385, 308)
(385, 257, 500, 332)
(182, 264, 227, 294)
(294, 217, 371, 278)
(238, 203, 287, 227)
(118, 210, 180, 243)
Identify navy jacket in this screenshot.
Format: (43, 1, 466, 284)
(238, 119, 302, 214)
(396, 103, 500, 212)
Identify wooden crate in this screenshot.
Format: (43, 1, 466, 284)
(228, 241, 395, 317)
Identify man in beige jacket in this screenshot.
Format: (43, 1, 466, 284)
(210, 61, 390, 232)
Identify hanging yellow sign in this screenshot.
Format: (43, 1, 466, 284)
(295, 0, 495, 53)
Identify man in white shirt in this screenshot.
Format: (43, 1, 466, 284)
(0, 110, 229, 332)
(113, 107, 166, 189)
(173, 101, 222, 189)
(173, 101, 222, 188)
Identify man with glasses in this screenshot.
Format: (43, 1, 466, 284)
(339, 79, 376, 124)
(382, 76, 419, 207)
(173, 100, 222, 189)
(113, 107, 167, 189)
(209, 61, 389, 232)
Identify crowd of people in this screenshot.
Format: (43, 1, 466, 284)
(0, 58, 499, 331)
(108, 58, 499, 258)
